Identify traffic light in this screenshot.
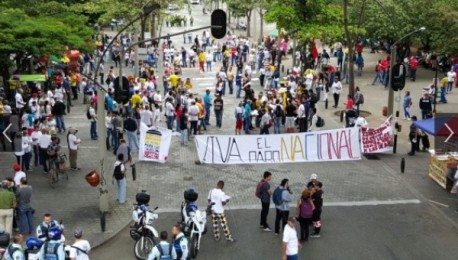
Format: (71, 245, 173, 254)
(391, 63, 407, 91)
(211, 9, 227, 39)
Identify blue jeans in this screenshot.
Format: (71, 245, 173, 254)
(287, 255, 298, 260)
(440, 88, 447, 103)
(90, 121, 97, 139)
(127, 131, 139, 152)
(206, 61, 212, 71)
(33, 145, 40, 167)
(176, 119, 181, 132)
(273, 117, 282, 134)
(447, 81, 453, 93)
(116, 178, 126, 204)
(180, 129, 188, 145)
(236, 83, 242, 98)
(205, 106, 211, 125)
(166, 115, 174, 130)
(372, 73, 383, 85)
(404, 106, 411, 119)
(55, 115, 65, 132)
(18, 208, 34, 235)
(421, 109, 431, 119)
(215, 109, 223, 128)
(244, 117, 251, 134)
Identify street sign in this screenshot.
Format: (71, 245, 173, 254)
(391, 63, 407, 91)
(211, 9, 227, 39)
(2, 123, 12, 143)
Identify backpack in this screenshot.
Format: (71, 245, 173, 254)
(7, 245, 20, 259)
(274, 105, 283, 118)
(272, 187, 283, 206)
(86, 107, 91, 120)
(44, 243, 60, 260)
(310, 93, 318, 104)
(316, 116, 325, 127)
(358, 93, 365, 104)
(156, 243, 173, 260)
(299, 198, 313, 218)
(113, 164, 124, 180)
(255, 180, 266, 199)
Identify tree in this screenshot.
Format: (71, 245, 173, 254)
(226, 0, 255, 37)
(0, 9, 93, 96)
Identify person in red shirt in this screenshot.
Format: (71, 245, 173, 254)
(409, 56, 418, 81)
(345, 95, 354, 110)
(371, 60, 384, 86)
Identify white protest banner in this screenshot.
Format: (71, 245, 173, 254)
(194, 128, 361, 164)
(361, 117, 393, 154)
(139, 123, 172, 163)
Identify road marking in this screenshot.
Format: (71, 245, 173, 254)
(152, 199, 422, 213)
(428, 199, 449, 208)
(2, 123, 12, 142)
(444, 123, 454, 142)
(78, 146, 99, 149)
(198, 83, 214, 86)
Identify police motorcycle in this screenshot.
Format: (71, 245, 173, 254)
(179, 189, 214, 259)
(130, 191, 159, 260)
(23, 227, 69, 260)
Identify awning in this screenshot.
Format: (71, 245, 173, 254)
(9, 74, 46, 82)
(413, 116, 458, 137)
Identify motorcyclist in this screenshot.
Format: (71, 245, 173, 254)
(4, 234, 25, 260)
(171, 225, 189, 260)
(38, 227, 65, 260)
(36, 213, 62, 242)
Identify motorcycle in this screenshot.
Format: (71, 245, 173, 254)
(130, 191, 159, 260)
(238, 21, 247, 31)
(179, 189, 214, 259)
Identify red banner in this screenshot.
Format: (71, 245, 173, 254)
(361, 117, 393, 153)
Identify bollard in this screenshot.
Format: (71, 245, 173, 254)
(131, 163, 137, 181)
(282, 65, 284, 73)
(401, 157, 405, 173)
(325, 99, 328, 109)
(100, 212, 106, 232)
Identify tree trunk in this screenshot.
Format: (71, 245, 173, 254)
(0, 64, 11, 100)
(246, 9, 252, 38)
(259, 10, 264, 42)
(140, 17, 146, 42)
(151, 14, 156, 38)
(343, 0, 355, 97)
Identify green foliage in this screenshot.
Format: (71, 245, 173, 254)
(226, 0, 255, 18)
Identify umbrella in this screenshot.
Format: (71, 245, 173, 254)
(270, 29, 279, 37)
(413, 116, 458, 137)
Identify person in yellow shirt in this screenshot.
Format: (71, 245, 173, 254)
(184, 78, 193, 91)
(198, 51, 206, 72)
(131, 90, 142, 108)
(70, 73, 78, 100)
(169, 73, 179, 91)
(195, 98, 206, 133)
(440, 75, 448, 103)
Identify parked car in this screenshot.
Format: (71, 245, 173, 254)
(168, 4, 179, 10)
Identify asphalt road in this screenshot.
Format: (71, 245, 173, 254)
(92, 205, 458, 260)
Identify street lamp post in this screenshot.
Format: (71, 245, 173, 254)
(388, 27, 425, 154)
(92, 3, 160, 231)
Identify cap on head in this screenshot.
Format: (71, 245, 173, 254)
(74, 228, 83, 238)
(310, 173, 318, 180)
(13, 164, 21, 171)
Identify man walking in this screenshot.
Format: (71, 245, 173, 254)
(67, 129, 81, 171)
(208, 181, 235, 242)
(52, 97, 66, 133)
(124, 114, 139, 153)
(274, 179, 292, 235)
(447, 67, 456, 93)
(257, 171, 272, 231)
(89, 102, 98, 140)
(282, 217, 301, 260)
(213, 94, 224, 128)
(203, 89, 212, 126)
(0, 180, 16, 236)
(69, 229, 91, 260)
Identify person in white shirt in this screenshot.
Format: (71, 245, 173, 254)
(165, 98, 175, 130)
(208, 181, 235, 242)
(282, 217, 301, 260)
(140, 106, 154, 127)
(31, 125, 42, 167)
(206, 50, 213, 72)
(148, 231, 176, 260)
(15, 90, 26, 113)
(188, 101, 199, 135)
(38, 128, 51, 173)
(13, 163, 26, 187)
(308, 108, 319, 132)
(332, 76, 342, 108)
(67, 128, 81, 171)
(447, 68, 456, 93)
(152, 104, 161, 128)
(69, 229, 91, 260)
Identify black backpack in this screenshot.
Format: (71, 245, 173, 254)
(113, 164, 124, 180)
(86, 107, 91, 120)
(316, 116, 325, 127)
(275, 105, 283, 118)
